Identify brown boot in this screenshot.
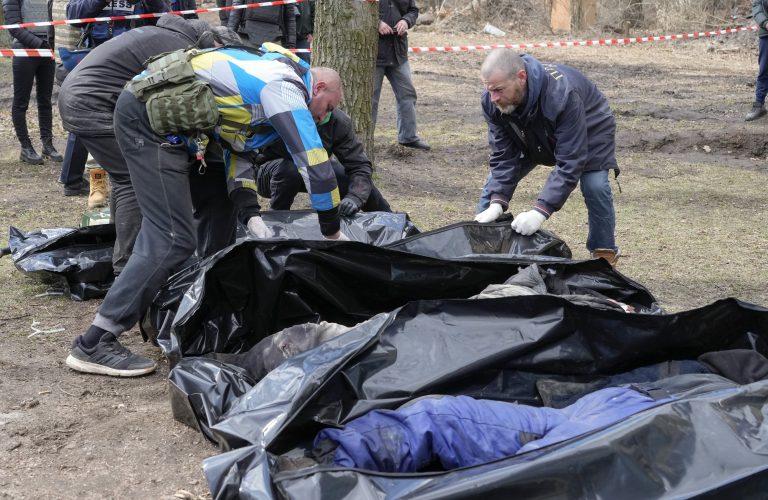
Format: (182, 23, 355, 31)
(591, 248, 620, 267)
(88, 168, 109, 209)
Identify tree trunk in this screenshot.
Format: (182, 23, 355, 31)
(550, 0, 571, 33)
(0, 8, 10, 46)
(314, 0, 379, 162)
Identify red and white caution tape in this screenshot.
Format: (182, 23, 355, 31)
(1, 25, 758, 58)
(0, 0, 303, 30)
(0, 46, 309, 58)
(409, 26, 757, 53)
(0, 48, 54, 57)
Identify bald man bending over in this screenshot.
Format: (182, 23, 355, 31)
(65, 44, 348, 378)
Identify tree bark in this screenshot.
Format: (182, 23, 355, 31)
(314, 0, 379, 162)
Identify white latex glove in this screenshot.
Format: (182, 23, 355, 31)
(474, 203, 504, 223)
(510, 210, 546, 236)
(324, 230, 350, 241)
(247, 216, 274, 239)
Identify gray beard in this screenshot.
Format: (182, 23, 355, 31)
(497, 103, 517, 114)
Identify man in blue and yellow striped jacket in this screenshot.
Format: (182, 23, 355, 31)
(64, 44, 345, 378)
(189, 45, 342, 237)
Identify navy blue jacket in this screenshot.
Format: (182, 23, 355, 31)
(67, 0, 167, 46)
(482, 54, 618, 216)
(377, 0, 417, 66)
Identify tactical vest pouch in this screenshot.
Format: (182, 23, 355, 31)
(145, 80, 220, 136)
(126, 48, 220, 135)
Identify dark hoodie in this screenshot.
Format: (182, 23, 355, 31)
(58, 15, 209, 136)
(481, 54, 618, 215)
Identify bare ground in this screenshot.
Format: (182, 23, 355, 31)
(1, 26, 767, 499)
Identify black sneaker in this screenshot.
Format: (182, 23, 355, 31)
(65, 333, 156, 377)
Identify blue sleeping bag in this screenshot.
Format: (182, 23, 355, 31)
(314, 387, 666, 472)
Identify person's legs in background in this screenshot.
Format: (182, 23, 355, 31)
(746, 36, 768, 121)
(386, 61, 430, 150)
(11, 54, 43, 164)
(85, 154, 109, 209)
(371, 65, 386, 124)
(580, 169, 619, 264)
(35, 57, 63, 162)
(59, 132, 90, 196)
(80, 135, 141, 275)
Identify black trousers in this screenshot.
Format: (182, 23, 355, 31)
(93, 91, 236, 335)
(259, 159, 392, 212)
(81, 125, 238, 275)
(11, 51, 55, 143)
(79, 134, 143, 274)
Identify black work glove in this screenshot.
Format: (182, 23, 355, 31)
(338, 197, 360, 217)
(38, 39, 50, 49)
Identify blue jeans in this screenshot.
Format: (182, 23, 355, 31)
(58, 132, 89, 187)
(372, 61, 419, 144)
(756, 36, 768, 104)
(477, 169, 617, 252)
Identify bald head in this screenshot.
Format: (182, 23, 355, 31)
(311, 67, 342, 93)
(480, 49, 526, 81)
(308, 67, 344, 123)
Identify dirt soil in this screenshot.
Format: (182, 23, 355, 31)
(1, 21, 767, 500)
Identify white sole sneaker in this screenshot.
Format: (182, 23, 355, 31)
(65, 354, 156, 377)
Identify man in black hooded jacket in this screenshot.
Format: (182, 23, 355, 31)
(254, 107, 391, 216)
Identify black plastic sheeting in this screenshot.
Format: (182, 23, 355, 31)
(261, 210, 420, 245)
(169, 297, 768, 499)
(142, 223, 654, 366)
(6, 225, 116, 300)
(385, 220, 572, 260)
(3, 212, 416, 302)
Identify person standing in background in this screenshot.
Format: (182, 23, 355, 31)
(215, 0, 231, 26)
(294, 0, 313, 63)
(53, 0, 90, 197)
(59, 0, 168, 206)
(373, 0, 430, 151)
(3, 0, 63, 164)
(746, 0, 768, 121)
(226, 0, 295, 49)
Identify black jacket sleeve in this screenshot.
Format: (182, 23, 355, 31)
(2, 0, 49, 48)
(328, 110, 373, 207)
(400, 0, 418, 28)
(281, 5, 296, 48)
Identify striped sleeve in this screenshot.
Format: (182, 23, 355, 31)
(258, 79, 340, 213)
